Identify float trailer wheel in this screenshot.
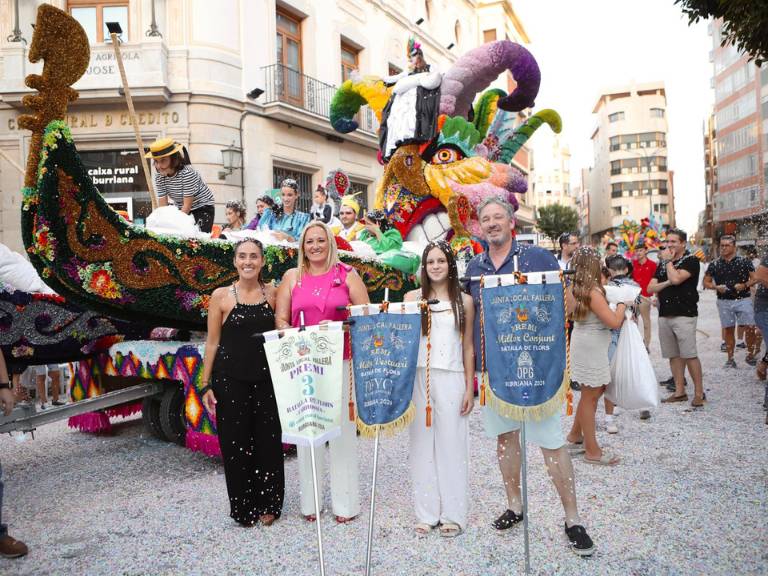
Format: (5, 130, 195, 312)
(141, 394, 165, 440)
(159, 384, 187, 446)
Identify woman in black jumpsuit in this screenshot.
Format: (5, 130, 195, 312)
(200, 239, 284, 526)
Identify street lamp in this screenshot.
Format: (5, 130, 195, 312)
(219, 141, 243, 179)
(627, 146, 666, 222)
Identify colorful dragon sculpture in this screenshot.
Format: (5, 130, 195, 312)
(330, 40, 561, 249)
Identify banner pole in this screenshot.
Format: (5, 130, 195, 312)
(364, 287, 386, 576)
(364, 426, 380, 576)
(520, 421, 531, 575)
(310, 442, 326, 576)
(300, 310, 324, 576)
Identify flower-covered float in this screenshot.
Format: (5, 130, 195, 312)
(16, 5, 561, 454)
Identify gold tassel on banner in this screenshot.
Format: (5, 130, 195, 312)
(348, 338, 356, 422)
(356, 402, 416, 438)
(484, 374, 569, 422)
(562, 269, 573, 416)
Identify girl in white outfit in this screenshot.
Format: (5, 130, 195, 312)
(405, 240, 475, 537)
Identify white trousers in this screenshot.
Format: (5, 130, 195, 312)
(409, 367, 469, 528)
(297, 361, 360, 518)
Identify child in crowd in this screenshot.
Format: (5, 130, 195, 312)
(310, 185, 334, 224)
(404, 240, 475, 537)
(566, 247, 627, 466)
(603, 255, 644, 430)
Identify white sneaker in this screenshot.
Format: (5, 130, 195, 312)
(606, 421, 619, 434)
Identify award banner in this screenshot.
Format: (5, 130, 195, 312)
(480, 272, 568, 421)
(263, 323, 344, 446)
(349, 302, 422, 437)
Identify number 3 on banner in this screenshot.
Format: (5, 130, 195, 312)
(302, 374, 315, 396)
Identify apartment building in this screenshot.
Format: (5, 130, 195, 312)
(708, 19, 767, 247)
(588, 81, 675, 241)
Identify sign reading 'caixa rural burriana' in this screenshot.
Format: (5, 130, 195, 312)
(263, 323, 344, 446)
(480, 271, 568, 421)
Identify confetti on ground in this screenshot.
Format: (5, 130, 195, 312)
(1, 290, 766, 575)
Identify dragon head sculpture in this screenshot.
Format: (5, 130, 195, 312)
(330, 40, 561, 250)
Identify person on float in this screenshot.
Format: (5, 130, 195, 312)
(145, 137, 216, 232)
(358, 209, 420, 275)
(379, 37, 442, 161)
(464, 196, 595, 557)
(310, 185, 335, 224)
(404, 240, 474, 537)
(565, 248, 628, 465)
(245, 195, 277, 230)
(222, 200, 247, 233)
(274, 221, 369, 523)
(332, 193, 365, 241)
(200, 238, 284, 527)
(257, 178, 311, 242)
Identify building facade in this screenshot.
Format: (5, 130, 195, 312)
(529, 134, 573, 210)
(528, 134, 573, 248)
(708, 19, 767, 248)
(574, 167, 590, 241)
(588, 81, 675, 240)
(0, 0, 535, 254)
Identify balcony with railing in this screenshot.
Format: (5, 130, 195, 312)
(261, 63, 379, 140)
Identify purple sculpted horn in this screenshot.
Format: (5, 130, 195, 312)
(439, 41, 540, 118)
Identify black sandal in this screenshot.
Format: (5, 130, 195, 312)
(492, 509, 524, 530)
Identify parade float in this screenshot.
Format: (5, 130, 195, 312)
(12, 5, 561, 454)
(0, 282, 159, 374)
(600, 216, 667, 260)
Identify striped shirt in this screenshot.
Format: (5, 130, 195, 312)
(154, 165, 215, 211)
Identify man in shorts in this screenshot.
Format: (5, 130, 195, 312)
(465, 197, 594, 557)
(648, 229, 704, 407)
(703, 235, 759, 367)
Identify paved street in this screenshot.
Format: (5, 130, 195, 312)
(1, 290, 766, 576)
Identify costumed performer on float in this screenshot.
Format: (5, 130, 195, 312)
(145, 137, 216, 232)
(245, 195, 277, 230)
(275, 221, 369, 523)
(222, 200, 247, 233)
(358, 210, 420, 275)
(332, 192, 365, 241)
(404, 240, 474, 537)
(310, 185, 337, 225)
(200, 238, 285, 526)
(257, 178, 311, 242)
(379, 37, 442, 161)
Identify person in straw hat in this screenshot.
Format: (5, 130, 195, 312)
(145, 137, 216, 232)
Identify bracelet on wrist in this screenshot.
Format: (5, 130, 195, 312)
(200, 384, 212, 396)
(0, 382, 11, 390)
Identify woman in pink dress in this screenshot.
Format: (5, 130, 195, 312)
(275, 221, 369, 522)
